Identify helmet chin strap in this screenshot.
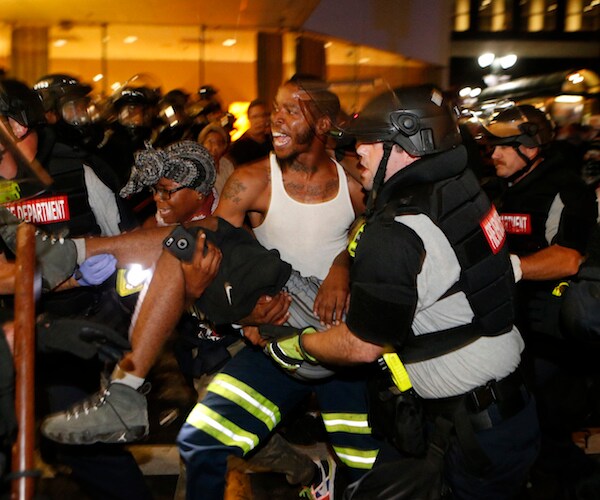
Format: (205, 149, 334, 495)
(506, 144, 540, 184)
(365, 141, 393, 218)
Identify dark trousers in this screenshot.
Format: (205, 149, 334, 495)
(444, 396, 540, 499)
(39, 353, 152, 500)
(178, 346, 382, 500)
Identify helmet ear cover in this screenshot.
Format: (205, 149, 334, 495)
(518, 121, 539, 138)
(390, 112, 420, 136)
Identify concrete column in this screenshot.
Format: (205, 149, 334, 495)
(257, 32, 282, 106)
(10, 26, 48, 85)
(295, 36, 325, 80)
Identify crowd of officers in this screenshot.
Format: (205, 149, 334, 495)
(0, 70, 599, 500)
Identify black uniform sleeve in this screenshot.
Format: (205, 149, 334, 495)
(346, 219, 425, 347)
(554, 174, 597, 254)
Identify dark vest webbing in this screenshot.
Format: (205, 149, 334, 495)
(43, 148, 102, 237)
(377, 168, 515, 363)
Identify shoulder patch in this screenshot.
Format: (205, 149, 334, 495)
(481, 206, 506, 254)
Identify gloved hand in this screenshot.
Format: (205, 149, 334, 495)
(75, 254, 117, 286)
(266, 327, 318, 372)
(0, 206, 78, 291)
(36, 317, 131, 363)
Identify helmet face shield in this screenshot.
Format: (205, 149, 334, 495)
(284, 77, 344, 142)
(60, 96, 101, 126)
(118, 104, 151, 128)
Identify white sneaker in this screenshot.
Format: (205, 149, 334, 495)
(300, 456, 337, 500)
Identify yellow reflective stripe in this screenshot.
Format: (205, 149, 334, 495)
(207, 373, 281, 430)
(321, 413, 371, 434)
(332, 446, 379, 470)
(185, 403, 259, 455)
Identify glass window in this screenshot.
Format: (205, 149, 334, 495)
(453, 0, 472, 31)
(520, 0, 558, 31)
(477, 0, 512, 31)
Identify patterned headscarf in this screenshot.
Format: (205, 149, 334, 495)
(120, 141, 216, 197)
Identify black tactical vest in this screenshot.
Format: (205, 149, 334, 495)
(378, 167, 516, 363)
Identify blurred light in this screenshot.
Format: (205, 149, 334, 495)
(124, 265, 152, 288)
(568, 72, 585, 84)
(93, 74, 104, 82)
(554, 95, 583, 103)
(53, 39, 67, 47)
(478, 52, 495, 68)
(228, 101, 250, 142)
(111, 82, 121, 91)
(222, 38, 237, 47)
(324, 42, 333, 48)
(499, 54, 517, 69)
(458, 87, 472, 98)
(358, 57, 370, 64)
(470, 87, 482, 97)
(123, 36, 138, 44)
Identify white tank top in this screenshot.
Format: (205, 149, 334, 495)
(253, 153, 355, 280)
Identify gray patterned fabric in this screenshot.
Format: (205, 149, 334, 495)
(120, 141, 216, 197)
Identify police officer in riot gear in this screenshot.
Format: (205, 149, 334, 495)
(268, 85, 540, 499)
(481, 105, 600, 496)
(97, 74, 161, 188)
(152, 89, 192, 148)
(33, 73, 105, 150)
(0, 78, 149, 499)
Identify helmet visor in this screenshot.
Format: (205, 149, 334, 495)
(61, 97, 101, 126)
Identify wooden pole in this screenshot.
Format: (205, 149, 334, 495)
(11, 223, 36, 500)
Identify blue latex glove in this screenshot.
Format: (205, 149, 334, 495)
(75, 254, 117, 286)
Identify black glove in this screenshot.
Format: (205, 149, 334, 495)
(36, 317, 131, 363)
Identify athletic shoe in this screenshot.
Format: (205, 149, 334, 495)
(0, 205, 77, 291)
(300, 456, 337, 500)
(41, 382, 149, 445)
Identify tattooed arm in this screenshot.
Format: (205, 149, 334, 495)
(214, 160, 271, 228)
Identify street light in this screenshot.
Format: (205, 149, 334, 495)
(478, 52, 518, 87)
(478, 53, 518, 70)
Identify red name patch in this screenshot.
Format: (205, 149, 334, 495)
(5, 195, 70, 225)
(500, 213, 531, 235)
(481, 206, 506, 255)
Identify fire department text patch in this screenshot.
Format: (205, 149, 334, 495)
(481, 206, 506, 254)
(5, 195, 70, 224)
(500, 213, 531, 235)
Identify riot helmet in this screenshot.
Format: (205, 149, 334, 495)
(481, 105, 554, 148)
(158, 89, 190, 129)
(479, 105, 554, 182)
(0, 79, 46, 130)
(343, 84, 461, 215)
(33, 73, 92, 115)
(110, 73, 161, 129)
(344, 84, 462, 156)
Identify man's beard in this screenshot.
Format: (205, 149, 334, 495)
(276, 126, 315, 165)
